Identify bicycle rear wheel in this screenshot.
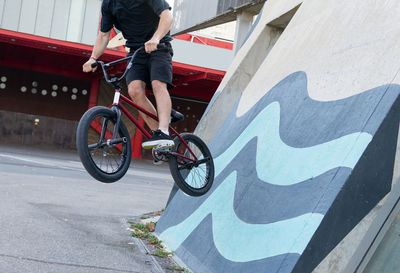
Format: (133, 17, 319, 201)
(76, 106, 131, 183)
(169, 133, 214, 196)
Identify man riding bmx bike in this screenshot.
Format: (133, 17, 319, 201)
(83, 0, 175, 150)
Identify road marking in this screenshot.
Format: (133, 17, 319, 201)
(0, 153, 172, 181)
(0, 153, 83, 171)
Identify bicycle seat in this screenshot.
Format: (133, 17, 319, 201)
(170, 109, 184, 123)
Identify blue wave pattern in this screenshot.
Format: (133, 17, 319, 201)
(213, 102, 372, 185)
(157, 72, 398, 272)
(161, 102, 372, 261)
(161, 171, 324, 262)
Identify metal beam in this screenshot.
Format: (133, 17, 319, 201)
(0, 59, 91, 80)
(174, 72, 208, 86)
(172, 1, 265, 36)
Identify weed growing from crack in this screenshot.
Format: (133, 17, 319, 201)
(152, 249, 174, 258)
(129, 217, 191, 271)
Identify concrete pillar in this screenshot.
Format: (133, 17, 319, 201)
(233, 10, 253, 54)
(88, 78, 99, 109)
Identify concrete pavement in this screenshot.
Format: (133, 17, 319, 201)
(0, 144, 174, 273)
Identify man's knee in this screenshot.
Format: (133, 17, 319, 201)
(151, 80, 168, 94)
(128, 81, 146, 100)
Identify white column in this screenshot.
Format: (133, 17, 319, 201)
(66, 0, 86, 43)
(19, 0, 39, 34)
(1, 0, 22, 31)
(35, 0, 55, 37)
(233, 10, 253, 54)
(81, 0, 102, 45)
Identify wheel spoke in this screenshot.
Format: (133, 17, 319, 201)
(86, 114, 128, 175)
(176, 138, 211, 190)
(111, 152, 120, 168)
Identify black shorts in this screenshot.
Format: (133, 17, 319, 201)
(126, 42, 174, 90)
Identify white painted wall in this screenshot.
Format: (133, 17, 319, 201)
(0, 0, 5, 28)
(19, 0, 38, 34)
(1, 0, 22, 31)
(35, 0, 55, 37)
(51, 0, 72, 40)
(0, 0, 102, 45)
(171, 39, 234, 71)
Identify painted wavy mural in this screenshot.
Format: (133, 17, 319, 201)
(156, 71, 400, 273)
(212, 101, 372, 185)
(210, 72, 396, 156)
(160, 101, 371, 262)
(161, 171, 325, 262)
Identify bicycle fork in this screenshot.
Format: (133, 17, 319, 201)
(89, 103, 127, 150)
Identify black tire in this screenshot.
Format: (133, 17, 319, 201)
(76, 106, 131, 183)
(169, 133, 214, 196)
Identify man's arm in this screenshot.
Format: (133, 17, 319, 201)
(144, 9, 173, 53)
(83, 30, 111, 73)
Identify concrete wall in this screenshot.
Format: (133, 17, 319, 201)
(0, 65, 90, 150)
(156, 0, 400, 272)
(172, 0, 264, 34)
(363, 213, 400, 273)
(0, 0, 101, 45)
(197, 0, 302, 144)
(0, 111, 78, 150)
(217, 0, 259, 13)
(172, 0, 219, 34)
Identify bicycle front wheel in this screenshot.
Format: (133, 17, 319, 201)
(76, 106, 131, 183)
(169, 133, 214, 196)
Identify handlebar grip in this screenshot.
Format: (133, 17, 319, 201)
(91, 62, 98, 68)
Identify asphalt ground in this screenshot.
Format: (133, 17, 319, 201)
(0, 144, 174, 273)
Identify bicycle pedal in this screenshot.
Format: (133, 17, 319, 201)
(154, 145, 173, 152)
(153, 159, 164, 165)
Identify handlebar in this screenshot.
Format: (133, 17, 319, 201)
(91, 44, 165, 85)
(92, 46, 146, 85)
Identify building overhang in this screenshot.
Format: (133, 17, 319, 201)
(0, 29, 227, 101)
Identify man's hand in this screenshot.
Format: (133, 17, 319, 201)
(145, 38, 160, 54)
(83, 58, 97, 73)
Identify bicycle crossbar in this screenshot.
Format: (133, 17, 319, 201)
(119, 105, 152, 139)
(120, 94, 159, 121)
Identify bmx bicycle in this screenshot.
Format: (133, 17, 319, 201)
(76, 46, 214, 196)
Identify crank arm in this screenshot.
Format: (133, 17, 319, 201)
(176, 157, 210, 170)
(106, 137, 128, 146)
(169, 152, 196, 162)
(196, 157, 210, 165)
(88, 137, 128, 150)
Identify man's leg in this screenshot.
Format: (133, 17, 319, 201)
(151, 80, 172, 132)
(140, 43, 174, 150)
(140, 80, 174, 149)
(127, 80, 159, 131)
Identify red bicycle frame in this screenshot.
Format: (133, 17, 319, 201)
(92, 46, 199, 162)
(113, 90, 198, 162)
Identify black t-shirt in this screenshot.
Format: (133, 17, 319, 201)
(100, 0, 172, 49)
